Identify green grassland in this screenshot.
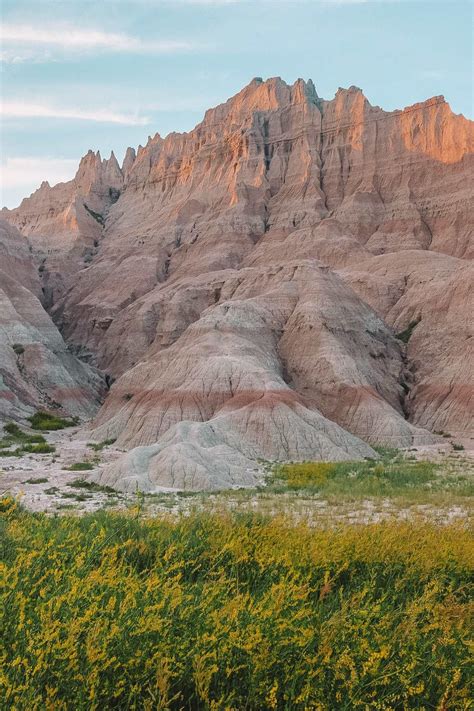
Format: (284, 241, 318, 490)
(0, 496, 472, 710)
(269, 449, 474, 503)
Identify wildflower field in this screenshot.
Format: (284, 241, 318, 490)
(1, 497, 473, 710)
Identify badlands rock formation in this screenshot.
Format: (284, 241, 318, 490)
(1, 77, 472, 490)
(0, 219, 104, 421)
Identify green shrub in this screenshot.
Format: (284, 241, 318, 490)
(68, 479, 115, 493)
(11, 343, 25, 355)
(28, 411, 78, 431)
(87, 438, 116, 452)
(395, 317, 421, 343)
(22, 442, 55, 454)
(83, 203, 105, 226)
(3, 423, 47, 445)
(4, 422, 25, 438)
(452, 443, 465, 451)
(65, 462, 94, 471)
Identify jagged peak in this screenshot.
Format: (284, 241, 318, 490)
(201, 76, 321, 128)
(105, 150, 121, 173)
(122, 146, 137, 175)
(145, 132, 162, 146)
(291, 77, 320, 106)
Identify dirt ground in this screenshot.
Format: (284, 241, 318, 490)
(1, 426, 473, 525)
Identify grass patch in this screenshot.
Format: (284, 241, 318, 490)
(65, 462, 95, 471)
(0, 499, 472, 709)
(2, 423, 46, 445)
(68, 479, 116, 494)
(87, 438, 116, 452)
(24, 477, 48, 484)
(0, 425, 54, 456)
(21, 443, 55, 454)
(269, 450, 474, 504)
(61, 492, 91, 502)
(28, 411, 78, 431)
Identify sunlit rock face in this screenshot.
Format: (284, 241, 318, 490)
(2, 77, 472, 490)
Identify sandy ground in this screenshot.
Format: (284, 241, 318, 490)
(1, 426, 473, 524)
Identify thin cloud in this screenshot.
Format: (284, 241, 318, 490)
(2, 101, 150, 125)
(0, 48, 53, 65)
(0, 23, 205, 56)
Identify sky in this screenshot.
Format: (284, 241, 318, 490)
(0, 0, 472, 208)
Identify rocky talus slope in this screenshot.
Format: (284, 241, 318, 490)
(1, 77, 472, 490)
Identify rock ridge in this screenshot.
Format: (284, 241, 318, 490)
(1, 76, 472, 490)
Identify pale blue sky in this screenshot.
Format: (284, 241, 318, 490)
(1, 0, 472, 208)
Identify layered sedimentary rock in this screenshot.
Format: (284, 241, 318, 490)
(2, 77, 472, 489)
(0, 219, 104, 421)
(339, 251, 474, 438)
(1, 151, 124, 305)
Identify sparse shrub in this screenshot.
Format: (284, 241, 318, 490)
(88, 438, 116, 452)
(45, 487, 59, 495)
(109, 187, 120, 203)
(83, 203, 105, 226)
(4, 423, 25, 438)
(395, 317, 421, 343)
(65, 461, 94, 471)
(452, 443, 465, 451)
(28, 411, 78, 431)
(68, 479, 116, 494)
(1, 424, 47, 452)
(22, 442, 55, 454)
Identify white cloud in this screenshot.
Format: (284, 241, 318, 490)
(0, 48, 54, 65)
(0, 23, 204, 57)
(0, 157, 79, 208)
(1, 101, 150, 125)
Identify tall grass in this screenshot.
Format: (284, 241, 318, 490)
(0, 497, 472, 709)
(270, 456, 474, 502)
